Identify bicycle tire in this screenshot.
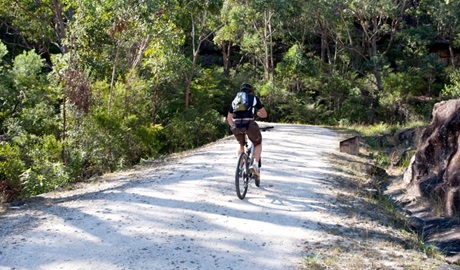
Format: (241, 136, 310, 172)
(254, 177, 260, 187)
(254, 157, 260, 187)
(235, 152, 249, 200)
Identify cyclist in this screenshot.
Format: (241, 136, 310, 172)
(227, 83, 267, 179)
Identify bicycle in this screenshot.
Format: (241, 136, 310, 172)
(235, 134, 257, 200)
(234, 125, 273, 200)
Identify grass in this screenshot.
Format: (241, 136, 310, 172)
(345, 120, 427, 137)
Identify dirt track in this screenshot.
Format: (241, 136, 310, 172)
(0, 123, 454, 270)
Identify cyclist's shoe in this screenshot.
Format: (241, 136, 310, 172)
(250, 164, 260, 179)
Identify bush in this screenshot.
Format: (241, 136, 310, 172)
(0, 143, 25, 194)
(65, 109, 167, 181)
(165, 109, 227, 152)
(19, 134, 68, 197)
(441, 68, 460, 99)
(20, 161, 68, 197)
(65, 110, 126, 179)
(339, 87, 374, 124)
(122, 115, 166, 163)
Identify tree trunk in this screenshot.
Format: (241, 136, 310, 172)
(221, 40, 231, 76)
(262, 10, 275, 81)
(52, 0, 68, 54)
(449, 43, 456, 69)
(185, 50, 198, 109)
(61, 96, 67, 165)
(268, 11, 274, 81)
(263, 11, 270, 81)
(108, 38, 121, 114)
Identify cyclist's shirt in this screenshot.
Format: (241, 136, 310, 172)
(229, 94, 264, 119)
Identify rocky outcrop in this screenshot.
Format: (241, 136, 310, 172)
(405, 99, 460, 217)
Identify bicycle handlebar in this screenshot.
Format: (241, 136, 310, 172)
(259, 125, 274, 132)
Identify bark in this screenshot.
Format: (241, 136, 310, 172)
(108, 37, 121, 114)
(52, 0, 67, 53)
(449, 43, 456, 69)
(221, 40, 231, 76)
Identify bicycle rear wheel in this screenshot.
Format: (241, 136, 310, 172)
(235, 152, 249, 200)
(254, 157, 260, 187)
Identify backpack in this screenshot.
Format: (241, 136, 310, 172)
(232, 91, 251, 112)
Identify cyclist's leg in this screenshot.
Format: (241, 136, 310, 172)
(231, 127, 246, 155)
(246, 121, 262, 164)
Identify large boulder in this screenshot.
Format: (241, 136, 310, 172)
(405, 99, 460, 217)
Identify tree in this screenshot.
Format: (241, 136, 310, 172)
(215, 0, 290, 82)
(424, 0, 460, 68)
(338, 0, 410, 121)
(0, 0, 72, 55)
(176, 0, 223, 109)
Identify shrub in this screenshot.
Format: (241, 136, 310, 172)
(165, 109, 227, 152)
(441, 68, 460, 99)
(20, 161, 68, 197)
(0, 143, 25, 194)
(122, 115, 166, 164)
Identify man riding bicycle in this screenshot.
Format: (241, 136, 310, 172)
(227, 83, 267, 179)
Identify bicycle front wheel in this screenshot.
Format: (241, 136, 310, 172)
(235, 152, 249, 200)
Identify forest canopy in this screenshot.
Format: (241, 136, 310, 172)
(0, 0, 459, 200)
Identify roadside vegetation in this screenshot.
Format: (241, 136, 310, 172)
(301, 122, 452, 269)
(1, 0, 460, 202)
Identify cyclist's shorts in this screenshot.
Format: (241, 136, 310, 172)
(232, 120, 262, 146)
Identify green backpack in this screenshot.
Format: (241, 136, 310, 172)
(232, 91, 250, 112)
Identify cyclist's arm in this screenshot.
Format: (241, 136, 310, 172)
(254, 96, 267, 119)
(256, 107, 267, 118)
(227, 111, 235, 127)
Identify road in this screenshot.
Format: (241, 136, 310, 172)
(0, 124, 343, 269)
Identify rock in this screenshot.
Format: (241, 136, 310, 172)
(406, 216, 425, 231)
(405, 99, 460, 217)
(394, 126, 424, 148)
(363, 163, 388, 178)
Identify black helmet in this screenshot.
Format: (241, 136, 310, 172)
(240, 83, 253, 93)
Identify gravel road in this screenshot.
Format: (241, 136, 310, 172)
(0, 123, 343, 270)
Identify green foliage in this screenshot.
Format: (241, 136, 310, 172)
(441, 69, 460, 99)
(275, 45, 318, 92)
(20, 162, 68, 197)
(122, 115, 166, 163)
(165, 109, 227, 153)
(0, 0, 458, 201)
(339, 87, 374, 124)
(0, 143, 25, 190)
(12, 50, 43, 82)
(0, 41, 7, 59)
(64, 107, 167, 181)
(19, 135, 68, 196)
(191, 68, 229, 114)
(370, 151, 391, 167)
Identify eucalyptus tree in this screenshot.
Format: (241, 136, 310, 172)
(174, 0, 223, 109)
(423, 0, 460, 68)
(54, 0, 189, 174)
(343, 0, 410, 97)
(214, 0, 243, 76)
(0, 0, 72, 55)
(216, 0, 288, 82)
(285, 0, 345, 65)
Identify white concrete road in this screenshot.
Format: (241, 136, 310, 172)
(0, 123, 343, 270)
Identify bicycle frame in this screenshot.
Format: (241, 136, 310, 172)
(244, 134, 254, 167)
